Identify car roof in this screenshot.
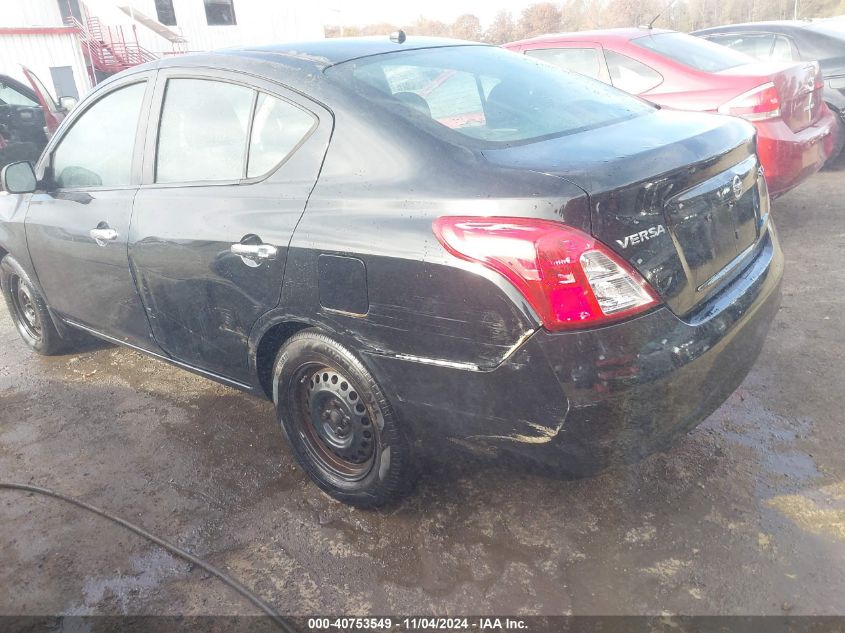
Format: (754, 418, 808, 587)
(90, 36, 488, 106)
(212, 36, 485, 69)
(693, 20, 815, 34)
(507, 27, 673, 47)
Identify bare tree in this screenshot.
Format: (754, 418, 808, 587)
(359, 22, 401, 36)
(517, 3, 564, 38)
(325, 24, 363, 37)
(335, 0, 845, 45)
(406, 16, 450, 37)
(451, 13, 483, 41)
(604, 0, 664, 28)
(485, 9, 517, 43)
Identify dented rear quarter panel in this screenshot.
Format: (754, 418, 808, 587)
(263, 88, 594, 368)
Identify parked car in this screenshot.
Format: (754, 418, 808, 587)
(505, 28, 840, 197)
(0, 67, 75, 170)
(693, 19, 845, 161)
(0, 38, 783, 506)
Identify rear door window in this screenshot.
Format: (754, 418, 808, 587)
(525, 47, 605, 81)
(247, 93, 315, 178)
(156, 78, 316, 183)
(156, 78, 253, 183)
(604, 50, 663, 94)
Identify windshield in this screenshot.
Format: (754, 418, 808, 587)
(633, 31, 754, 72)
(325, 45, 654, 147)
(0, 81, 38, 107)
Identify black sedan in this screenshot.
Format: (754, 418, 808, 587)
(694, 19, 845, 159)
(0, 37, 783, 506)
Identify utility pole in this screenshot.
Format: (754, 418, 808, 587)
(794, 0, 799, 19)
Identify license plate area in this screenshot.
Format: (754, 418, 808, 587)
(664, 156, 760, 292)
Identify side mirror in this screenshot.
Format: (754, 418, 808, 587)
(1, 161, 38, 194)
(59, 95, 78, 111)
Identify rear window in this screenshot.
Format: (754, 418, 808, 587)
(633, 32, 753, 72)
(325, 45, 654, 147)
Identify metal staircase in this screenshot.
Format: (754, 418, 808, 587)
(67, 15, 158, 75)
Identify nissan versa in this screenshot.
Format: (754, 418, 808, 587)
(0, 37, 783, 506)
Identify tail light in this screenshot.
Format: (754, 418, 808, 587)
(432, 217, 660, 331)
(718, 82, 781, 121)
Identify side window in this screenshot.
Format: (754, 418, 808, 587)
(52, 82, 146, 189)
(247, 93, 315, 178)
(525, 48, 605, 82)
(605, 50, 663, 94)
(156, 78, 253, 183)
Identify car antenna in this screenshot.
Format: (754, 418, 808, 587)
(643, 0, 677, 29)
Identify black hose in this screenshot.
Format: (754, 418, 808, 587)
(0, 482, 296, 633)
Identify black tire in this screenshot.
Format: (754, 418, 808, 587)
(824, 111, 845, 169)
(273, 328, 414, 507)
(0, 254, 70, 355)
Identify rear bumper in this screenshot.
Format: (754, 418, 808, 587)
(755, 108, 838, 196)
(363, 224, 783, 469)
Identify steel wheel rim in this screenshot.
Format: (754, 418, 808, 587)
(293, 364, 377, 481)
(10, 275, 41, 341)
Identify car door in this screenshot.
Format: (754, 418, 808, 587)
(0, 76, 48, 166)
(25, 72, 159, 349)
(22, 66, 66, 134)
(129, 68, 332, 383)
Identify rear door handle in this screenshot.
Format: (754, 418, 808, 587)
(230, 242, 277, 261)
(89, 227, 119, 247)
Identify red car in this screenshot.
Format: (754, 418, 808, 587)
(505, 28, 840, 197)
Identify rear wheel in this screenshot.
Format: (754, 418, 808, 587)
(273, 329, 413, 507)
(0, 255, 69, 355)
(824, 109, 845, 168)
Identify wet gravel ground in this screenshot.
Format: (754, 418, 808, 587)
(1, 158, 844, 619)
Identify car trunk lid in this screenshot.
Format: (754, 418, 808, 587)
(481, 109, 768, 317)
(717, 61, 825, 132)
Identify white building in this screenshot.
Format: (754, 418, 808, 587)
(117, 0, 326, 54)
(1, 0, 326, 102)
(0, 2, 92, 100)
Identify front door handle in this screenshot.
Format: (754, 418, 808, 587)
(89, 227, 119, 247)
(230, 242, 277, 262)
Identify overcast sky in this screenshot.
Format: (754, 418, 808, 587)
(323, 1, 543, 28)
